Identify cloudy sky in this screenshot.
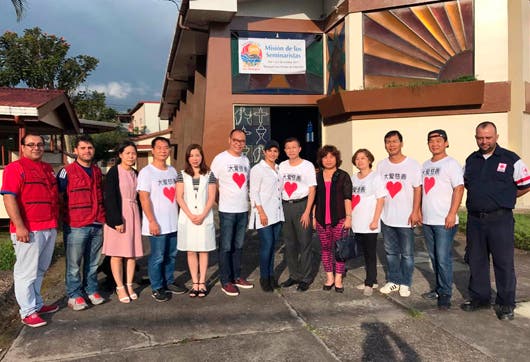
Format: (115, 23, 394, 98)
(0, 0, 179, 112)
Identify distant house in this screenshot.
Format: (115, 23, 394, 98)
(128, 101, 169, 136)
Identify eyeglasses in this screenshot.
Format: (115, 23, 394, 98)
(231, 138, 245, 144)
(24, 143, 45, 149)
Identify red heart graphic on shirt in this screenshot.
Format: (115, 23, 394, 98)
(163, 186, 176, 202)
(284, 182, 298, 197)
(424, 177, 435, 194)
(232, 173, 246, 188)
(386, 181, 402, 198)
(351, 194, 361, 210)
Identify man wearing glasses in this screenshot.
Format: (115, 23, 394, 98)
(1, 134, 60, 327)
(210, 129, 253, 296)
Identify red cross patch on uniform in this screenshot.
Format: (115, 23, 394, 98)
(497, 163, 507, 172)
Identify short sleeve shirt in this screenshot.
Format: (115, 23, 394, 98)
(376, 157, 422, 227)
(422, 156, 464, 225)
(351, 171, 387, 233)
(278, 159, 316, 200)
(210, 151, 250, 213)
(137, 164, 178, 235)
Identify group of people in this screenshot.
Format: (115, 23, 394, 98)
(2, 121, 529, 329)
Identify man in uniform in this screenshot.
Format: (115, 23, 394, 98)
(1, 133, 60, 327)
(462, 121, 530, 320)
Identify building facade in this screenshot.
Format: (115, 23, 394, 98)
(160, 0, 530, 208)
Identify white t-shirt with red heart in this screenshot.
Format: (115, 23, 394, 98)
(278, 159, 316, 201)
(210, 150, 250, 213)
(421, 156, 464, 225)
(137, 163, 179, 236)
(376, 156, 422, 227)
(351, 171, 387, 233)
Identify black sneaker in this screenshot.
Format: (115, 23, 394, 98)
(260, 278, 273, 292)
(421, 290, 438, 300)
(280, 278, 299, 288)
(495, 305, 515, 320)
(152, 288, 170, 302)
(269, 276, 279, 289)
(166, 283, 188, 295)
(460, 300, 490, 312)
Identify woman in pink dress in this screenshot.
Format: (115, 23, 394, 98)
(103, 141, 143, 303)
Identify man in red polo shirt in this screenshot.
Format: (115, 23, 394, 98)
(1, 133, 60, 328)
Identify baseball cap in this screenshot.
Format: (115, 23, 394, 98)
(264, 140, 280, 150)
(427, 129, 448, 141)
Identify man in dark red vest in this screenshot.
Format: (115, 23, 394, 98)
(57, 135, 105, 311)
(1, 133, 60, 328)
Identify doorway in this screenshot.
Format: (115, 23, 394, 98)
(270, 106, 321, 165)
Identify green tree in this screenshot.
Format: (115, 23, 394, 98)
(70, 90, 127, 163)
(72, 90, 118, 122)
(0, 27, 98, 94)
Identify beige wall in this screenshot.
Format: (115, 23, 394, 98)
(323, 0, 530, 208)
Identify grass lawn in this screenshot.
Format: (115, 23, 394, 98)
(458, 211, 530, 251)
(0, 230, 64, 270)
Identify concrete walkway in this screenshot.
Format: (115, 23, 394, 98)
(3, 229, 530, 361)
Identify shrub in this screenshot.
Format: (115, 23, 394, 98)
(458, 211, 530, 251)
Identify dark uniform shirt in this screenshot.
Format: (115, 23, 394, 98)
(464, 145, 527, 212)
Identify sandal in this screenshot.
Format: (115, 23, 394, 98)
(116, 286, 130, 303)
(126, 283, 138, 300)
(189, 283, 200, 298)
(198, 282, 208, 298)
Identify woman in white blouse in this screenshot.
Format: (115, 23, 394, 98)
(249, 140, 285, 292)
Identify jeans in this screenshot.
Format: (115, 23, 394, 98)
(381, 222, 415, 286)
(12, 228, 56, 318)
(64, 224, 103, 298)
(257, 222, 282, 278)
(148, 232, 177, 291)
(423, 224, 457, 297)
(219, 212, 248, 285)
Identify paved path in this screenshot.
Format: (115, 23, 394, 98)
(3, 230, 530, 361)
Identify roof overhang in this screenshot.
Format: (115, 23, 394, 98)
(159, 0, 237, 119)
(78, 119, 118, 133)
(0, 90, 80, 134)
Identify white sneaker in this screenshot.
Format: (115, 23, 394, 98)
(68, 297, 88, 311)
(399, 285, 411, 297)
(356, 283, 379, 290)
(380, 282, 399, 294)
(363, 286, 373, 296)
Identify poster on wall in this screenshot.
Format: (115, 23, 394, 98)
(238, 38, 306, 74)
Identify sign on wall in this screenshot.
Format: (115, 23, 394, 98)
(238, 38, 306, 74)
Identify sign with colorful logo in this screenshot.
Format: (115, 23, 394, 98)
(238, 38, 306, 74)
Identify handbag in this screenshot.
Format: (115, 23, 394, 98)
(334, 228, 360, 262)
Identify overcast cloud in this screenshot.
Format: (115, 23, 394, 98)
(0, 0, 179, 111)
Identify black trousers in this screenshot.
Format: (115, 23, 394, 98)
(357, 233, 378, 287)
(466, 210, 516, 307)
